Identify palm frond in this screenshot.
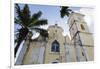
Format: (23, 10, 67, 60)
(14, 18, 22, 25)
(15, 4, 26, 27)
(60, 6, 73, 18)
(21, 4, 31, 26)
(60, 10, 66, 18)
(15, 4, 23, 23)
(29, 11, 42, 25)
(28, 19, 48, 27)
(15, 4, 21, 18)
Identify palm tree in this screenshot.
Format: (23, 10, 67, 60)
(60, 6, 73, 18)
(15, 4, 48, 56)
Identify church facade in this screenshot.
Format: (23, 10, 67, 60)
(15, 13, 94, 65)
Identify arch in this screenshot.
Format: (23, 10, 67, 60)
(51, 40, 60, 52)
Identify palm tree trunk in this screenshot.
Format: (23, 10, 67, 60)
(15, 28, 29, 57)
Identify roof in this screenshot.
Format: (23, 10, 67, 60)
(47, 24, 63, 32)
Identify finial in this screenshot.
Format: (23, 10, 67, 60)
(55, 24, 58, 26)
(55, 21, 58, 26)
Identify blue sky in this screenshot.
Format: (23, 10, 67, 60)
(15, 3, 94, 36)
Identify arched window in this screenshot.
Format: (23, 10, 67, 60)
(80, 24, 85, 30)
(51, 40, 60, 52)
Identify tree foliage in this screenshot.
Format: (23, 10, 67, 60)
(15, 4, 48, 56)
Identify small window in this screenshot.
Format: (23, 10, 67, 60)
(51, 40, 60, 52)
(80, 24, 85, 30)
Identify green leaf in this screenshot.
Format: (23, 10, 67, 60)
(60, 6, 73, 18)
(29, 19, 48, 27)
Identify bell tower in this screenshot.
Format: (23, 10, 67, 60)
(68, 13, 94, 61)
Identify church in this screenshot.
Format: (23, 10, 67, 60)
(15, 13, 94, 65)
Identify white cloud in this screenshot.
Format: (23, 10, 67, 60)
(31, 30, 40, 39)
(40, 25, 49, 30)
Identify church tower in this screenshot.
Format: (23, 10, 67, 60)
(68, 13, 94, 61)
